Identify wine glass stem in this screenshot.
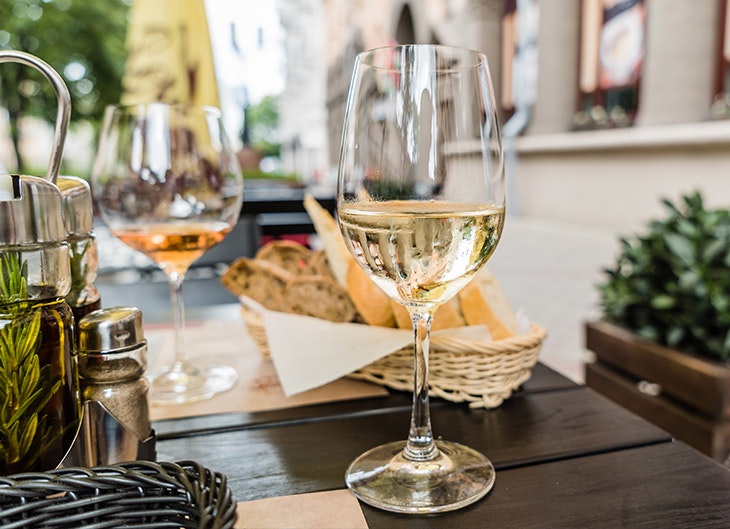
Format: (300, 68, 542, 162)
(167, 270, 189, 370)
(404, 309, 438, 461)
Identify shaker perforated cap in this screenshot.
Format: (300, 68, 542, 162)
(0, 174, 67, 246)
(78, 306, 146, 354)
(57, 175, 94, 237)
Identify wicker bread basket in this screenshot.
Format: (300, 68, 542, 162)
(0, 460, 237, 529)
(241, 305, 546, 409)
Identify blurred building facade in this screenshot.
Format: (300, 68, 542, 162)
(277, 0, 330, 184)
(279, 0, 730, 235)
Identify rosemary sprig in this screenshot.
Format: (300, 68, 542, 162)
(0, 251, 64, 472)
(0, 252, 28, 305)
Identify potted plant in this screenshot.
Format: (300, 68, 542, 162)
(585, 192, 730, 461)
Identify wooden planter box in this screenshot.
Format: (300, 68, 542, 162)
(585, 320, 730, 461)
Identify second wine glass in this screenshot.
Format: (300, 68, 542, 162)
(337, 45, 506, 513)
(91, 103, 244, 404)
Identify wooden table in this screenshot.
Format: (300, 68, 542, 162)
(154, 360, 730, 528)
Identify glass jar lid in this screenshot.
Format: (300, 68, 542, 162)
(0, 174, 67, 247)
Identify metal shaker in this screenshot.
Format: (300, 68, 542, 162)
(77, 306, 156, 464)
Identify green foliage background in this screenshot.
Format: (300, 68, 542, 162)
(0, 0, 130, 173)
(243, 94, 280, 158)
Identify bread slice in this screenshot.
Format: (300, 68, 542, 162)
(256, 240, 313, 275)
(305, 249, 336, 280)
(472, 268, 518, 333)
(221, 257, 293, 311)
(458, 278, 515, 340)
(303, 194, 352, 287)
(282, 275, 357, 323)
(391, 299, 412, 329)
(345, 261, 395, 327)
(432, 299, 466, 330)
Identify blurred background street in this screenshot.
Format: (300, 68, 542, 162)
(3, 0, 730, 385)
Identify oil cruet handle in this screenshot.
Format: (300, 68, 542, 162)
(0, 50, 70, 183)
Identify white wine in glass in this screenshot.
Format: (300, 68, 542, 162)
(91, 103, 244, 404)
(337, 45, 506, 514)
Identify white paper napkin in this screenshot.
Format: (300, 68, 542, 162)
(243, 298, 497, 397)
(255, 303, 411, 396)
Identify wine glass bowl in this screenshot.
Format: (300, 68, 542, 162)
(337, 45, 505, 513)
(91, 103, 243, 403)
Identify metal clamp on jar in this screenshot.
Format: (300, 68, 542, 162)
(75, 306, 156, 465)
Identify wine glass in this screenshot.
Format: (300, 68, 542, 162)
(91, 103, 244, 403)
(337, 45, 506, 513)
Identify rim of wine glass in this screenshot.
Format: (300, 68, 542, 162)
(102, 102, 224, 119)
(355, 44, 488, 72)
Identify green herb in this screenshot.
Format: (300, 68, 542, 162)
(0, 252, 28, 305)
(0, 252, 64, 472)
(599, 192, 730, 362)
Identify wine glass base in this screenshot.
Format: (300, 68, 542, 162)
(345, 440, 495, 514)
(151, 363, 239, 404)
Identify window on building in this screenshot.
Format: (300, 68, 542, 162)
(501, 0, 517, 119)
(573, 0, 646, 130)
(712, 0, 730, 119)
(501, 0, 539, 125)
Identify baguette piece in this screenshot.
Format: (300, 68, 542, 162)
(391, 300, 411, 329)
(305, 193, 396, 327)
(458, 278, 515, 340)
(282, 275, 357, 323)
(432, 299, 467, 331)
(221, 257, 293, 312)
(303, 194, 351, 287)
(472, 268, 518, 333)
(346, 262, 395, 327)
(256, 240, 313, 275)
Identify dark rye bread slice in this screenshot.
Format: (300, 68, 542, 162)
(282, 276, 357, 323)
(304, 249, 336, 280)
(221, 257, 293, 311)
(255, 240, 313, 275)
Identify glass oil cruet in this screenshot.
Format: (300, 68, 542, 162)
(57, 175, 102, 326)
(0, 50, 80, 473)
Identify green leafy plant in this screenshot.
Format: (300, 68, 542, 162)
(0, 252, 63, 473)
(599, 192, 730, 362)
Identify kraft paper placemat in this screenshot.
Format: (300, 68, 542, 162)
(146, 319, 388, 421)
(235, 489, 368, 529)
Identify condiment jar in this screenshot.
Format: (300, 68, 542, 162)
(57, 175, 102, 325)
(0, 51, 80, 474)
(77, 306, 152, 447)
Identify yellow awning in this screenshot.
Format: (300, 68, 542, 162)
(121, 0, 220, 108)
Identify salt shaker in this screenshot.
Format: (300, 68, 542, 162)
(77, 306, 155, 464)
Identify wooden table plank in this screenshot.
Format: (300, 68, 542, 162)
(362, 442, 730, 529)
(157, 387, 671, 502)
(153, 363, 577, 438)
